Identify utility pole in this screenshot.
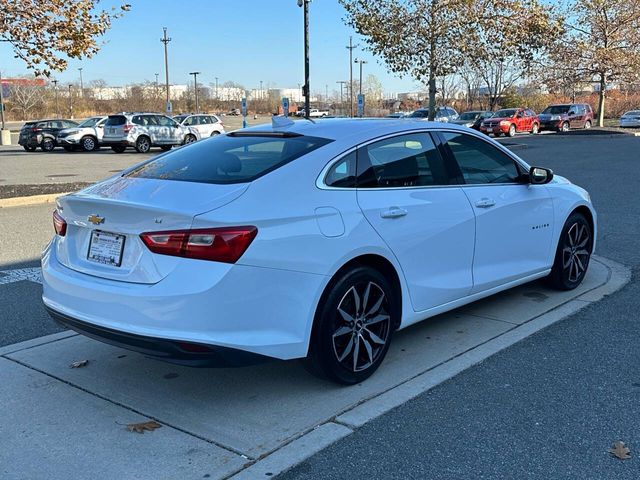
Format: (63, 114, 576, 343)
(155, 73, 159, 88)
(189, 71, 201, 113)
(259, 80, 263, 100)
(215, 77, 219, 99)
(336, 80, 347, 116)
(0, 70, 5, 130)
(298, 0, 310, 119)
(52, 79, 60, 118)
(68, 84, 73, 118)
(346, 36, 358, 117)
(78, 67, 84, 97)
(354, 58, 367, 95)
(325, 84, 328, 103)
(160, 27, 172, 113)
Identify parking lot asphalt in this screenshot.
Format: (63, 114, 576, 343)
(280, 133, 640, 479)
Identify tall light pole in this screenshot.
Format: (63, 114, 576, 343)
(354, 58, 367, 95)
(0, 70, 5, 130)
(78, 67, 84, 97)
(336, 80, 347, 115)
(155, 73, 159, 88)
(52, 79, 60, 118)
(215, 77, 219, 99)
(298, 0, 310, 119)
(259, 80, 263, 100)
(189, 71, 201, 113)
(346, 36, 358, 117)
(68, 84, 73, 118)
(160, 27, 172, 113)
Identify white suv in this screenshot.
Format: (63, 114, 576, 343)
(102, 113, 201, 153)
(173, 114, 225, 138)
(57, 116, 108, 151)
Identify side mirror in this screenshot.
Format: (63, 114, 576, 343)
(529, 166, 553, 185)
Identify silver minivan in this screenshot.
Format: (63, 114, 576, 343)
(102, 113, 200, 153)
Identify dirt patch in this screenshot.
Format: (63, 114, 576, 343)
(0, 182, 92, 199)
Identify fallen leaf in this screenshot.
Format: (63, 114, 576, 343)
(127, 420, 162, 434)
(69, 360, 89, 369)
(609, 441, 631, 460)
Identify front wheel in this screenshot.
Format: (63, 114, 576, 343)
(81, 136, 98, 152)
(305, 266, 396, 384)
(41, 138, 56, 152)
(546, 212, 593, 290)
(184, 134, 197, 144)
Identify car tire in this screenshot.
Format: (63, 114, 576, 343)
(546, 212, 593, 291)
(111, 146, 126, 153)
(305, 266, 396, 385)
(210, 131, 220, 136)
(561, 121, 570, 133)
(184, 134, 197, 144)
(160, 145, 172, 151)
(531, 123, 539, 134)
(507, 124, 516, 137)
(23, 145, 36, 152)
(135, 136, 151, 153)
(81, 136, 98, 152)
(584, 120, 592, 129)
(41, 138, 56, 152)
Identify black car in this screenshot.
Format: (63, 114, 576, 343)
(451, 110, 493, 130)
(19, 119, 79, 152)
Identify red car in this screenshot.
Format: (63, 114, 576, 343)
(480, 108, 540, 137)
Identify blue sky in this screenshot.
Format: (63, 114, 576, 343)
(0, 0, 422, 96)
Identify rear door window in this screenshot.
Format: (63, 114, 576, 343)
(126, 133, 332, 184)
(106, 115, 127, 126)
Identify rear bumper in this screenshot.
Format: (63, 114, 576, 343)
(46, 306, 270, 367)
(539, 121, 563, 131)
(480, 125, 509, 134)
(102, 139, 134, 147)
(41, 239, 325, 361)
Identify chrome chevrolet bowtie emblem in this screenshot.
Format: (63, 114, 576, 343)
(87, 214, 105, 225)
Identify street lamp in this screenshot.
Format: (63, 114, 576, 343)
(297, 0, 310, 119)
(78, 67, 84, 97)
(68, 84, 73, 118)
(189, 71, 201, 113)
(336, 80, 347, 115)
(160, 27, 172, 113)
(52, 79, 60, 118)
(354, 58, 367, 95)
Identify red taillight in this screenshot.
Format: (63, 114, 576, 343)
(140, 226, 257, 263)
(31, 127, 39, 132)
(53, 210, 67, 236)
(123, 123, 134, 133)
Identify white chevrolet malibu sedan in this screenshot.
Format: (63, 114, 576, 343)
(42, 118, 596, 384)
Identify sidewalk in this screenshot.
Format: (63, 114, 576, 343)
(0, 256, 630, 480)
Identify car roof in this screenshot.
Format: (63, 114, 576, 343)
(238, 118, 472, 142)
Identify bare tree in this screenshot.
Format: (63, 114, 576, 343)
(8, 82, 43, 119)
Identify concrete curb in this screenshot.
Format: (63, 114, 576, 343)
(227, 255, 630, 478)
(0, 192, 70, 208)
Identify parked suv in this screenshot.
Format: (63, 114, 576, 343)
(56, 116, 108, 152)
(538, 104, 594, 132)
(102, 113, 201, 153)
(409, 106, 459, 122)
(18, 119, 79, 152)
(173, 114, 225, 138)
(480, 108, 539, 137)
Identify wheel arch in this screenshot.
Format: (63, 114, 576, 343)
(315, 253, 404, 332)
(571, 205, 595, 250)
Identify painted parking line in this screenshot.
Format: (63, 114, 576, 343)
(0, 267, 42, 285)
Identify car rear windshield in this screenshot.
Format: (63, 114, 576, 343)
(542, 105, 570, 114)
(125, 133, 333, 184)
(105, 115, 127, 126)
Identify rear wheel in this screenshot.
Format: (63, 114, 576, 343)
(584, 120, 592, 129)
(111, 145, 126, 153)
(560, 121, 570, 133)
(546, 212, 593, 290)
(81, 135, 97, 152)
(210, 131, 220, 136)
(184, 133, 197, 144)
(41, 138, 55, 152)
(305, 266, 396, 384)
(531, 123, 539, 134)
(507, 124, 516, 137)
(135, 135, 151, 153)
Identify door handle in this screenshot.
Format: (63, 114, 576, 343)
(475, 198, 496, 208)
(380, 207, 408, 219)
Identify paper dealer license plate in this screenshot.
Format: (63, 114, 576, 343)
(87, 230, 125, 267)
